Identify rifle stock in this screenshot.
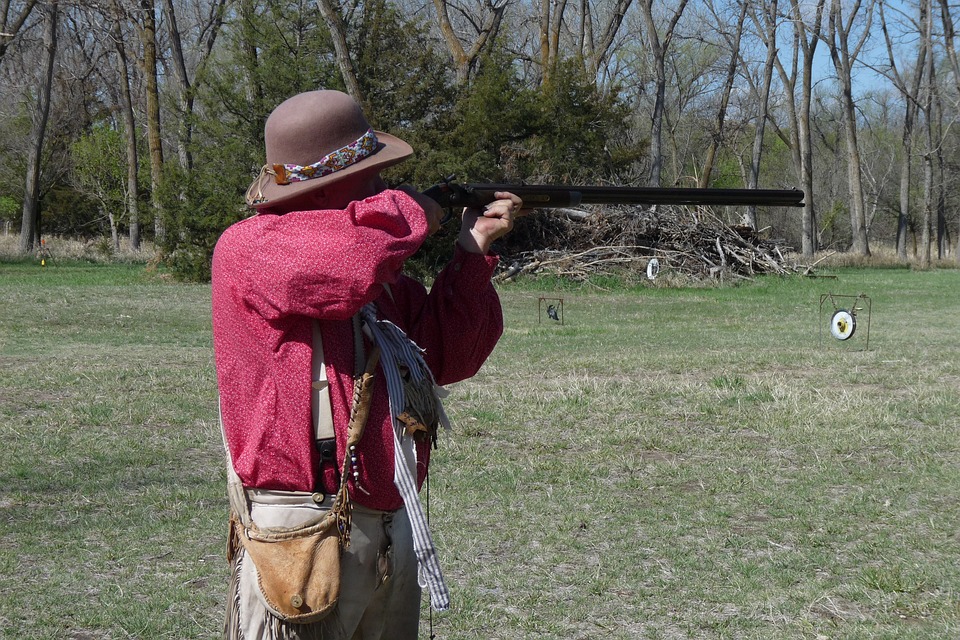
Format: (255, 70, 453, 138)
(423, 181, 805, 212)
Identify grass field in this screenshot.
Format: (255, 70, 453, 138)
(1, 258, 958, 639)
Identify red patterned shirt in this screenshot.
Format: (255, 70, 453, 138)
(211, 189, 503, 510)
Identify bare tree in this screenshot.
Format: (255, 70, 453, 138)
(539, 0, 565, 83)
(18, 0, 57, 253)
(162, 0, 191, 172)
(742, 0, 780, 230)
(825, 0, 875, 256)
(767, 0, 825, 257)
(640, 0, 689, 187)
(316, 0, 363, 103)
(858, 92, 899, 240)
(432, 0, 507, 85)
(0, 0, 39, 61)
(579, 0, 633, 80)
(234, 0, 264, 145)
(160, 0, 228, 206)
(918, 0, 933, 267)
(934, 83, 949, 260)
(699, 0, 748, 189)
(879, 0, 924, 261)
(160, 0, 190, 172)
(105, 0, 141, 250)
(936, 0, 960, 262)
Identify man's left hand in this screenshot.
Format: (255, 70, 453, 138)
(458, 191, 523, 255)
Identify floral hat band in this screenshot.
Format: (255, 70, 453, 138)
(271, 128, 379, 185)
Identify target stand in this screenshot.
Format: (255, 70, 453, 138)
(538, 297, 564, 325)
(818, 293, 871, 350)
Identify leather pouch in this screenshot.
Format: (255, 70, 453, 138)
(231, 510, 343, 623)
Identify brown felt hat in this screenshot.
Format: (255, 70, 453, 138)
(245, 90, 414, 209)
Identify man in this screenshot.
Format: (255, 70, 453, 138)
(211, 90, 520, 639)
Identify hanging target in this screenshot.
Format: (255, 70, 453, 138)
(818, 294, 872, 350)
(830, 309, 857, 340)
(646, 258, 660, 280)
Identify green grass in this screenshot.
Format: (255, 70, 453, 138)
(0, 261, 220, 639)
(1, 262, 959, 638)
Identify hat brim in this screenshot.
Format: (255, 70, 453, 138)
(246, 130, 413, 209)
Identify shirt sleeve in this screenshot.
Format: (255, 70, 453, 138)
(387, 244, 504, 385)
(216, 189, 429, 322)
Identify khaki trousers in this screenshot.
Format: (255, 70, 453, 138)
(225, 498, 422, 640)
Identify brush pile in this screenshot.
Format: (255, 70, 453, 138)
(493, 204, 797, 282)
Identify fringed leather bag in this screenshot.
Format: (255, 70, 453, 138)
(230, 507, 344, 622)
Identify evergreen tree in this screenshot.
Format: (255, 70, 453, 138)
(160, 0, 342, 280)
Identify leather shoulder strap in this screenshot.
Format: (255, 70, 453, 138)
(311, 320, 335, 441)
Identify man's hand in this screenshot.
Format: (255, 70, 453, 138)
(458, 191, 523, 255)
(395, 185, 444, 235)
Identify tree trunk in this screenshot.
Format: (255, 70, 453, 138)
(896, 113, 914, 261)
(316, 0, 364, 105)
(578, 0, 592, 68)
(648, 60, 666, 187)
(641, 0, 663, 186)
(798, 23, 820, 256)
(775, 0, 825, 257)
(839, 77, 869, 255)
(934, 63, 948, 260)
(236, 0, 264, 143)
(140, 0, 165, 244)
(110, 0, 140, 250)
(827, 0, 872, 256)
(744, 0, 779, 230)
(937, 0, 960, 263)
(938, 0, 960, 107)
(18, 0, 57, 254)
(547, 0, 569, 83)
(641, 0, 688, 187)
(920, 0, 934, 268)
(433, 0, 471, 84)
(879, 0, 922, 261)
(108, 207, 119, 251)
(161, 0, 193, 173)
(936, 132, 948, 259)
(431, 0, 507, 85)
(540, 0, 551, 83)
(700, 0, 748, 189)
(920, 145, 933, 267)
(0, 0, 38, 62)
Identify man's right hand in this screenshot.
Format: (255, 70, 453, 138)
(395, 185, 444, 235)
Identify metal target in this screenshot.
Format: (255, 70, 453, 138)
(818, 293, 872, 350)
(830, 309, 856, 340)
(646, 258, 660, 280)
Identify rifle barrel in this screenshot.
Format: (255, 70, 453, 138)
(425, 182, 805, 209)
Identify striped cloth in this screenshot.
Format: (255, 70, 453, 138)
(359, 303, 451, 612)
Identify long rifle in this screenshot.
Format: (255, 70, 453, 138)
(423, 180, 805, 215)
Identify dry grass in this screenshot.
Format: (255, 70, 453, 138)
(431, 268, 960, 639)
(1, 262, 958, 638)
(794, 243, 960, 270)
(0, 233, 158, 264)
